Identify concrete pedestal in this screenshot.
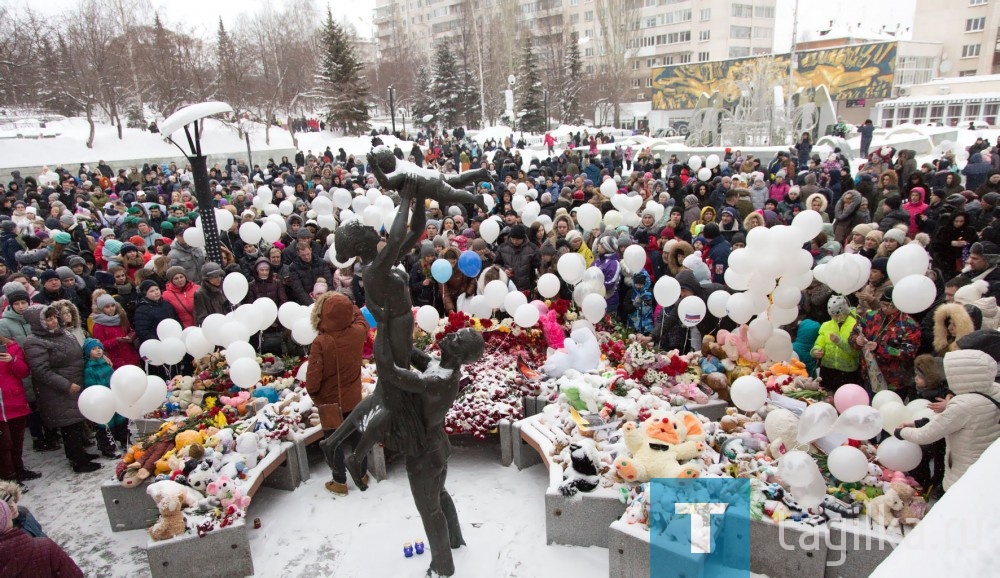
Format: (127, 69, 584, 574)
(147, 521, 253, 578)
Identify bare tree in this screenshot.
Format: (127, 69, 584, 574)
(595, 0, 640, 127)
(103, 0, 154, 128)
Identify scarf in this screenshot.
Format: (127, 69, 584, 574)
(116, 283, 133, 295)
(92, 312, 121, 327)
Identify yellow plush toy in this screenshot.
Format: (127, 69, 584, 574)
(174, 429, 205, 452)
(613, 410, 707, 482)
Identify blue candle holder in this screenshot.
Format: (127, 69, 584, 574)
(415, 540, 425, 555)
(403, 543, 414, 558)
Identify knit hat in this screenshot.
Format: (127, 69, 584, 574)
(419, 241, 435, 258)
(119, 242, 140, 255)
(52, 231, 72, 245)
(871, 257, 889, 275)
(96, 294, 117, 310)
(913, 354, 945, 390)
(55, 266, 75, 280)
(851, 223, 873, 238)
(982, 192, 1000, 207)
(827, 295, 850, 317)
(67, 255, 86, 268)
(509, 224, 528, 240)
(954, 280, 989, 305)
(138, 279, 159, 297)
(104, 239, 123, 255)
(59, 214, 75, 227)
(159, 221, 175, 231)
(40, 270, 59, 283)
(956, 329, 1000, 361)
(129, 235, 145, 247)
(945, 193, 967, 209)
(201, 262, 225, 279)
(865, 230, 883, 244)
(2, 281, 24, 297)
(83, 337, 103, 358)
(599, 235, 618, 254)
(730, 232, 745, 246)
(0, 220, 15, 233)
(675, 270, 701, 294)
(880, 286, 894, 303)
(165, 266, 187, 281)
(883, 228, 905, 245)
(95, 271, 114, 286)
(684, 194, 699, 207)
(6, 289, 28, 306)
(660, 227, 676, 241)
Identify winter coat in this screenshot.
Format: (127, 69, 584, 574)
(595, 252, 621, 313)
(0, 308, 31, 347)
(627, 271, 654, 334)
(133, 296, 179, 345)
(167, 243, 206, 284)
(903, 192, 928, 234)
(932, 304, 976, 357)
(0, 231, 21, 270)
(494, 240, 539, 292)
(90, 320, 142, 369)
(22, 306, 85, 429)
(705, 236, 731, 284)
(792, 319, 821, 377)
(286, 256, 334, 306)
(0, 341, 31, 422)
(962, 153, 991, 192)
(854, 308, 920, 391)
(768, 181, 790, 203)
(813, 315, 860, 372)
(900, 350, 1000, 491)
(193, 282, 230, 326)
(877, 208, 911, 233)
(245, 272, 287, 330)
(305, 292, 368, 413)
(749, 184, 769, 210)
(0, 528, 84, 578)
(162, 281, 199, 328)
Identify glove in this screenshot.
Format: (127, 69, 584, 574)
(885, 346, 900, 356)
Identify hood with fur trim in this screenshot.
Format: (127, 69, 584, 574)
(666, 240, 694, 276)
(805, 193, 828, 213)
(914, 354, 946, 390)
(743, 212, 765, 230)
(934, 303, 976, 355)
(311, 291, 357, 334)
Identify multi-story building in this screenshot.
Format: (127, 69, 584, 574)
(912, 0, 1000, 77)
(372, 0, 777, 104)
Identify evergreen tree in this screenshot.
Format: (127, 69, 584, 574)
(411, 62, 435, 130)
(459, 53, 481, 130)
(312, 8, 370, 134)
(215, 19, 242, 111)
(431, 39, 463, 130)
(560, 32, 584, 125)
(516, 36, 544, 133)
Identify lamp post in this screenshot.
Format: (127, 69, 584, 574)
(388, 85, 396, 134)
(159, 101, 234, 265)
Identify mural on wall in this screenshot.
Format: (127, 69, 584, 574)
(652, 42, 897, 111)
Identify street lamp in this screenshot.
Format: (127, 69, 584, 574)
(160, 101, 234, 265)
(388, 86, 396, 134)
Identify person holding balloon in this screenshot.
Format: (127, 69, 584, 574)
(852, 287, 921, 395)
(81, 338, 127, 459)
(437, 248, 477, 316)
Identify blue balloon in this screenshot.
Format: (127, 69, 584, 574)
(457, 250, 482, 278)
(361, 306, 377, 328)
(431, 259, 453, 283)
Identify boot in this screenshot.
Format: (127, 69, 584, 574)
(347, 453, 368, 491)
(17, 470, 42, 481)
(33, 439, 60, 452)
(325, 480, 348, 495)
(72, 461, 101, 474)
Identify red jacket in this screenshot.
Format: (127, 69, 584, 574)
(162, 281, 200, 328)
(0, 528, 84, 578)
(90, 321, 142, 369)
(305, 293, 369, 413)
(0, 342, 31, 421)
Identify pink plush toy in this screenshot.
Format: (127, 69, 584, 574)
(206, 475, 252, 512)
(220, 391, 251, 409)
(880, 468, 920, 488)
(716, 326, 768, 365)
(540, 311, 565, 350)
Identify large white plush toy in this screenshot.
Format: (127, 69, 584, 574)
(543, 327, 601, 378)
(614, 410, 708, 482)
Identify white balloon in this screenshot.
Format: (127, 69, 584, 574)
(216, 321, 249, 347)
(157, 318, 183, 341)
(480, 219, 500, 244)
(291, 317, 317, 345)
(503, 290, 528, 314)
(724, 268, 752, 291)
(159, 337, 187, 365)
(906, 399, 931, 419)
(828, 446, 869, 483)
(183, 227, 205, 248)
(747, 274, 777, 296)
(581, 293, 607, 324)
(225, 341, 256, 362)
(78, 385, 117, 424)
(726, 292, 755, 325)
(254, 298, 279, 331)
(109, 365, 148, 405)
(832, 405, 884, 440)
(515, 183, 529, 196)
(514, 303, 541, 327)
(796, 402, 838, 443)
(791, 210, 824, 242)
(688, 155, 702, 170)
(891, 275, 936, 314)
(279, 200, 295, 216)
(416, 305, 440, 333)
(469, 295, 492, 319)
(278, 302, 302, 329)
(135, 376, 168, 414)
(239, 222, 262, 244)
(727, 248, 753, 274)
(748, 317, 773, 343)
(677, 295, 706, 327)
(779, 450, 820, 486)
(331, 190, 351, 211)
(872, 390, 904, 411)
(230, 357, 262, 389)
(599, 178, 617, 198)
(363, 205, 384, 229)
(697, 167, 712, 181)
(731, 375, 767, 412)
(622, 245, 646, 273)
(574, 204, 602, 231)
(653, 276, 681, 307)
(260, 221, 282, 243)
(185, 328, 214, 358)
(887, 244, 930, 285)
(222, 272, 249, 305)
(706, 290, 730, 318)
(705, 154, 720, 169)
(603, 210, 622, 228)
(484, 280, 509, 309)
(767, 306, 800, 327)
(557, 253, 586, 285)
(876, 437, 922, 472)
(763, 330, 793, 361)
(215, 208, 235, 232)
(538, 273, 561, 299)
(879, 401, 910, 434)
(771, 284, 801, 310)
(512, 196, 527, 212)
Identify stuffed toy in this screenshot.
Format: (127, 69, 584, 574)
(174, 430, 205, 452)
(763, 408, 805, 459)
(220, 391, 252, 416)
(206, 476, 251, 512)
(701, 372, 731, 403)
(235, 432, 263, 469)
(542, 327, 601, 378)
(187, 461, 219, 494)
(252, 386, 280, 404)
(540, 310, 565, 350)
(614, 410, 707, 482)
(147, 479, 203, 509)
(558, 439, 602, 496)
(716, 326, 768, 366)
(148, 493, 187, 541)
(866, 487, 903, 528)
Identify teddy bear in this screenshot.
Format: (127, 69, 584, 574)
(206, 476, 251, 512)
(701, 372, 731, 403)
(542, 327, 601, 378)
(235, 432, 263, 470)
(220, 391, 252, 416)
(866, 487, 903, 528)
(174, 429, 205, 452)
(148, 493, 187, 541)
(147, 479, 203, 509)
(763, 408, 806, 459)
(716, 326, 768, 366)
(613, 410, 707, 482)
(558, 438, 602, 496)
(186, 460, 220, 495)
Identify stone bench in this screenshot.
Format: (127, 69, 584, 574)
(291, 425, 388, 484)
(147, 520, 253, 578)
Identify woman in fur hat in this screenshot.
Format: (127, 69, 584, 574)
(663, 240, 694, 277)
(932, 303, 977, 357)
(805, 193, 830, 222)
(832, 190, 866, 246)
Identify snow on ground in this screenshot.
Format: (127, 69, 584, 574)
(18, 441, 608, 578)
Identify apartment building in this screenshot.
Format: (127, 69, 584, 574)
(912, 0, 1000, 77)
(373, 0, 778, 101)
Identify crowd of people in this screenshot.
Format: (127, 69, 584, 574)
(0, 124, 998, 568)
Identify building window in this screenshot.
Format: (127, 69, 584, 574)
(698, 51, 710, 62)
(959, 69, 977, 76)
(570, 0, 578, 4)
(664, 55, 674, 65)
(647, 58, 658, 67)
(699, 29, 710, 41)
(754, 5, 775, 18)
(664, 9, 692, 24)
(570, 13, 579, 24)
(667, 31, 691, 43)
(730, 25, 751, 39)
(948, 104, 963, 122)
(584, 28, 593, 37)
(894, 55, 936, 85)
(962, 44, 982, 57)
(646, 78, 653, 87)
(968, 17, 986, 31)
(754, 27, 772, 39)
(632, 60, 640, 70)
(585, 64, 593, 74)
(632, 79, 641, 88)
(645, 17, 656, 28)
(970, 0, 987, 5)
(729, 46, 750, 58)
(585, 11, 593, 22)
(700, 8, 710, 21)
(731, 3, 753, 17)
(679, 53, 691, 63)
(585, 47, 594, 57)
(985, 103, 999, 125)
(645, 0, 655, 6)
(929, 105, 944, 124)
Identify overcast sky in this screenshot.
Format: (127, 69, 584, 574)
(26, 0, 913, 50)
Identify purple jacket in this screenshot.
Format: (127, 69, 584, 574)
(596, 253, 621, 313)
